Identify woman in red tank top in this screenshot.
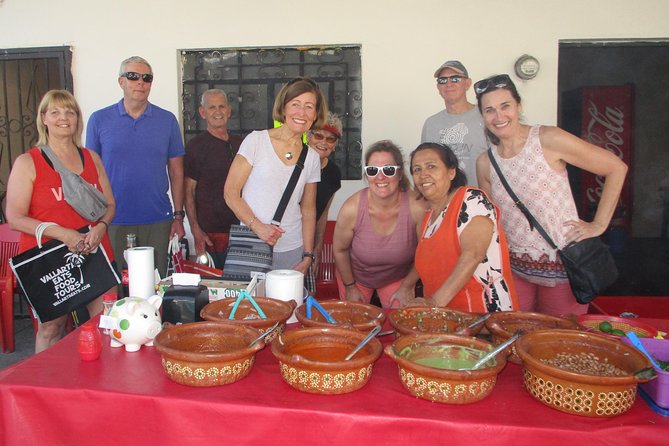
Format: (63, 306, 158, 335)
(5, 90, 116, 353)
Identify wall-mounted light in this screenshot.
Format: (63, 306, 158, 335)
(514, 55, 540, 80)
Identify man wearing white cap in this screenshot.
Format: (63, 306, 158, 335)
(421, 60, 486, 186)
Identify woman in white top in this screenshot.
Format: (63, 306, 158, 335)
(224, 78, 326, 275)
(475, 74, 627, 315)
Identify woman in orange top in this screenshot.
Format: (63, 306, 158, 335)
(408, 142, 517, 313)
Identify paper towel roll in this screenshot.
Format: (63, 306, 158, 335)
(126, 247, 155, 298)
(265, 269, 305, 323)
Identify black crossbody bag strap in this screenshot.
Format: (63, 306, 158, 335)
(487, 148, 558, 250)
(271, 143, 309, 225)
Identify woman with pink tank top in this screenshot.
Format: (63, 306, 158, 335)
(333, 141, 427, 308)
(474, 74, 627, 316)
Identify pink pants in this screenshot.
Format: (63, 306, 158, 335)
(513, 273, 588, 316)
(335, 272, 403, 308)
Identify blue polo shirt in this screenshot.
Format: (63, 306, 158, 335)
(86, 100, 185, 225)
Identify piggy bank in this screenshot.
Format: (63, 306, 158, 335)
(109, 295, 163, 352)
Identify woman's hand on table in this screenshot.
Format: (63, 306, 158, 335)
(388, 284, 415, 308)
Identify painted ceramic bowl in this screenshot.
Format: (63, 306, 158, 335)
(270, 327, 383, 395)
(384, 333, 507, 404)
(294, 300, 385, 332)
(577, 314, 658, 340)
(200, 297, 296, 343)
(154, 321, 263, 387)
(515, 329, 654, 417)
(388, 306, 481, 337)
(485, 311, 581, 364)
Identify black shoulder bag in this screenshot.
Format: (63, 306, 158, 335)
(223, 144, 309, 281)
(487, 148, 618, 304)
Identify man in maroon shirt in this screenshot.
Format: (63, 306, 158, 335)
(184, 89, 242, 268)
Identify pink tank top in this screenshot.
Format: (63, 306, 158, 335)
(350, 189, 417, 288)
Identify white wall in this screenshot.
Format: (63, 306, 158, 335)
(2, 0, 668, 220)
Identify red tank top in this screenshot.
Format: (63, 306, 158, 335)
(18, 147, 114, 260)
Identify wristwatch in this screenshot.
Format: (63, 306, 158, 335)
(303, 251, 315, 261)
(173, 210, 185, 219)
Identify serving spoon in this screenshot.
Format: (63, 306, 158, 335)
(463, 332, 522, 371)
(455, 313, 491, 334)
(248, 321, 280, 348)
(345, 325, 382, 361)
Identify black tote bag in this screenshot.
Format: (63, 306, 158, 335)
(10, 226, 120, 323)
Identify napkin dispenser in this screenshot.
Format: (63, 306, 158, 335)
(161, 285, 209, 324)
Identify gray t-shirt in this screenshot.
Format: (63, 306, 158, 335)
(421, 107, 487, 187)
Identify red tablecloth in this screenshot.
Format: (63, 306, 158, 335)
(1, 318, 667, 446)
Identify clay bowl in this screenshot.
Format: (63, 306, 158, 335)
(577, 314, 659, 341)
(384, 333, 507, 404)
(154, 321, 263, 387)
(515, 329, 654, 417)
(388, 306, 481, 337)
(294, 300, 385, 332)
(485, 311, 580, 364)
(270, 327, 383, 395)
(200, 297, 296, 343)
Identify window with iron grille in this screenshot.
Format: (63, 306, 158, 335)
(180, 45, 362, 180)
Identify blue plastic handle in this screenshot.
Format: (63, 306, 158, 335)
(228, 290, 267, 320)
(306, 296, 337, 324)
(626, 331, 662, 370)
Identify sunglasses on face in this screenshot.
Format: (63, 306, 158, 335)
(310, 131, 338, 144)
(365, 165, 401, 177)
(121, 71, 154, 83)
(436, 75, 465, 85)
(474, 74, 511, 95)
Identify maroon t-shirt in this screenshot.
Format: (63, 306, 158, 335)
(184, 131, 242, 233)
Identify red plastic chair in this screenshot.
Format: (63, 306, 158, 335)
(315, 221, 339, 300)
(0, 223, 21, 353)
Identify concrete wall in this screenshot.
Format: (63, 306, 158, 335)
(1, 0, 668, 222)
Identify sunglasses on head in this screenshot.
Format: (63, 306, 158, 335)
(121, 71, 154, 83)
(474, 74, 511, 96)
(310, 131, 338, 144)
(365, 165, 401, 177)
(437, 75, 465, 85)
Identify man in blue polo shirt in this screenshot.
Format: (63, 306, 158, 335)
(86, 56, 185, 281)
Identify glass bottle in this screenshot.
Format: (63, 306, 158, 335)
(101, 292, 116, 335)
(121, 233, 137, 297)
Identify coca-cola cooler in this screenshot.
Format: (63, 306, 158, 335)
(561, 84, 634, 253)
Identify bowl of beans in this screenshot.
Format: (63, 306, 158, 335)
(515, 329, 654, 417)
(486, 311, 581, 364)
(388, 306, 482, 337)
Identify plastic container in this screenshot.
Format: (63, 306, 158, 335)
(628, 337, 669, 410)
(78, 322, 102, 361)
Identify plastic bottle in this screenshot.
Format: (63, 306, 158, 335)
(121, 233, 137, 297)
(101, 292, 117, 335)
(78, 322, 102, 361)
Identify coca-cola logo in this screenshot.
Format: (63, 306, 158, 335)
(584, 100, 625, 204)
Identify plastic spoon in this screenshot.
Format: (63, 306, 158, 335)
(344, 325, 382, 361)
(626, 332, 662, 369)
(465, 332, 522, 371)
